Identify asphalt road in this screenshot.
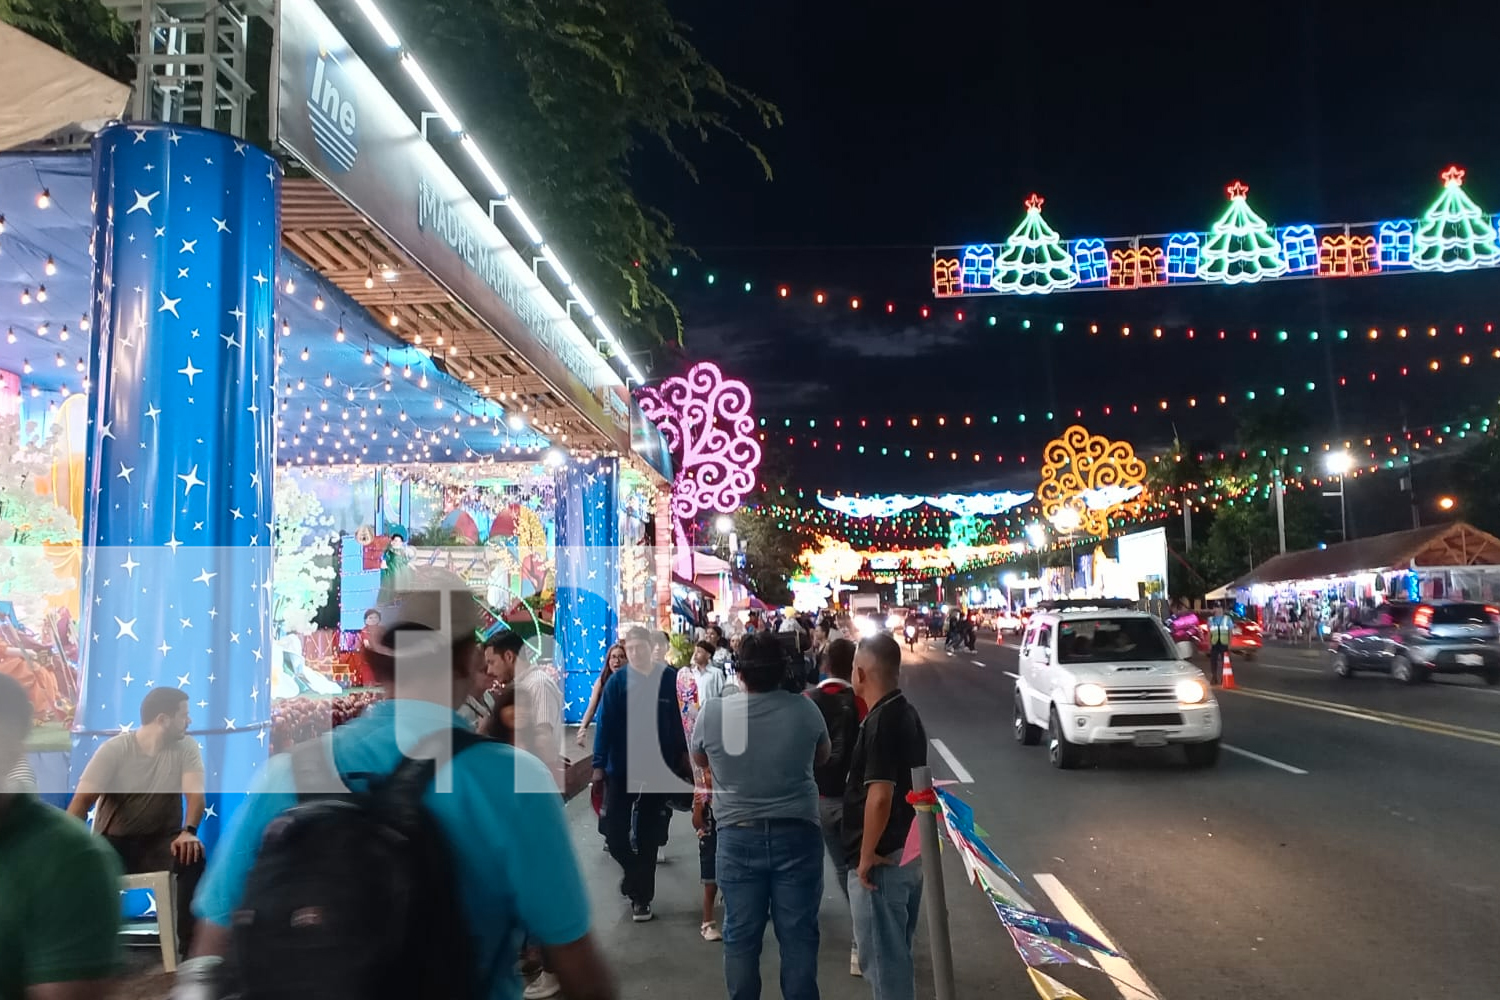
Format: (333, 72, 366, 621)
(894, 632, 1500, 1000)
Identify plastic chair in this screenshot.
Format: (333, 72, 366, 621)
(120, 871, 178, 972)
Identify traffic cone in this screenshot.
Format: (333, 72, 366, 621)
(1221, 652, 1237, 690)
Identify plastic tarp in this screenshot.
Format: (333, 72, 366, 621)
(0, 23, 129, 151)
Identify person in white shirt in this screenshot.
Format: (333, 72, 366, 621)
(483, 631, 563, 775)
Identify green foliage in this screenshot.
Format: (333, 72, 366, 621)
(666, 632, 693, 668)
(387, 0, 779, 348)
(729, 508, 803, 607)
(0, 0, 133, 81)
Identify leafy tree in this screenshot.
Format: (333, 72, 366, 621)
(731, 508, 803, 607)
(384, 0, 779, 350)
(0, 0, 133, 81)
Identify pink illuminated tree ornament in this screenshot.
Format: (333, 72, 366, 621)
(637, 362, 762, 571)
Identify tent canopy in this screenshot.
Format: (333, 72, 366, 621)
(0, 24, 129, 151)
(1228, 522, 1500, 590)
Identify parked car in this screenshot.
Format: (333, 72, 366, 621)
(994, 609, 1024, 635)
(1329, 601, 1500, 685)
(1014, 601, 1220, 769)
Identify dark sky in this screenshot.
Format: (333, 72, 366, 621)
(633, 0, 1500, 502)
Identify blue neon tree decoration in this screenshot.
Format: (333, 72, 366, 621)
(1413, 165, 1500, 272)
(1200, 181, 1287, 283)
(995, 194, 1078, 294)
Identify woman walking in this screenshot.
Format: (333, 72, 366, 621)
(690, 631, 830, 1000)
(575, 642, 627, 746)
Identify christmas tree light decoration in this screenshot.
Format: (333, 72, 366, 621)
(1199, 181, 1287, 283)
(995, 194, 1078, 294)
(1378, 220, 1414, 267)
(1280, 225, 1318, 272)
(962, 244, 998, 290)
(1165, 233, 1200, 279)
(1413, 165, 1500, 272)
(1073, 239, 1109, 283)
(1037, 426, 1147, 539)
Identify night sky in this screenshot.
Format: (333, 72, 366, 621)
(635, 0, 1500, 502)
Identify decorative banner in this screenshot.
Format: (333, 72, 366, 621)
(1027, 968, 1093, 1000)
(798, 534, 866, 586)
(555, 460, 620, 724)
(637, 361, 761, 575)
(1006, 925, 1101, 971)
(935, 166, 1500, 296)
(1038, 427, 1148, 539)
(817, 491, 1032, 518)
(817, 493, 926, 517)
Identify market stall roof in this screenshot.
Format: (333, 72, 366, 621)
(1227, 522, 1500, 590)
(0, 24, 129, 151)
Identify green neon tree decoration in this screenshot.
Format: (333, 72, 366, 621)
(1199, 180, 1287, 284)
(1413, 165, 1500, 272)
(996, 194, 1078, 294)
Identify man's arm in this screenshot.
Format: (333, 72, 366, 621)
(65, 742, 114, 820)
(542, 935, 617, 1000)
(857, 782, 895, 887)
(173, 768, 207, 865)
(24, 837, 122, 1000)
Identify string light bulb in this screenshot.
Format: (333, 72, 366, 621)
(335, 324, 346, 342)
(44, 256, 57, 276)
(285, 277, 296, 294)
(4, 327, 13, 344)
(19, 288, 30, 304)
(313, 294, 324, 311)
(35, 285, 47, 302)
(300, 346, 310, 361)
(36, 188, 50, 208)
(59, 324, 69, 341)
(363, 344, 373, 365)
(22, 359, 32, 374)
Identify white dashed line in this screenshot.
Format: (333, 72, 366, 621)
(1004, 670, 1020, 679)
(972, 658, 986, 667)
(1033, 873, 1160, 1000)
(929, 738, 974, 783)
(1221, 743, 1309, 775)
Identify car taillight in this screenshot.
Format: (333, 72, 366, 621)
(1244, 623, 1261, 633)
(1414, 606, 1433, 630)
(1487, 606, 1500, 620)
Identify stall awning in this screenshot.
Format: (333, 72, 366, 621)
(1228, 522, 1500, 590)
(0, 24, 128, 152)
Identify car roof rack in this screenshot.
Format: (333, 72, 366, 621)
(1036, 599, 1138, 612)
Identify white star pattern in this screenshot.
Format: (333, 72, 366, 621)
(176, 672, 190, 687)
(251, 270, 268, 286)
(178, 464, 205, 495)
(100, 421, 115, 440)
(180, 238, 197, 254)
(159, 290, 181, 317)
(114, 617, 139, 641)
(122, 672, 135, 686)
(117, 462, 134, 482)
(127, 189, 160, 215)
(120, 552, 140, 577)
(178, 358, 201, 383)
(193, 568, 217, 587)
(213, 217, 230, 232)
(145, 403, 162, 424)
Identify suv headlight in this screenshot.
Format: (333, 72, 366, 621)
(1074, 683, 1108, 707)
(1176, 679, 1208, 704)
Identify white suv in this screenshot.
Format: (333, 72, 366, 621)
(1013, 602, 1221, 769)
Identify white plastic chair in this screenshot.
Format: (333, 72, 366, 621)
(120, 871, 178, 973)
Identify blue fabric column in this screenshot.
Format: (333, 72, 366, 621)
(555, 458, 619, 724)
(74, 123, 279, 850)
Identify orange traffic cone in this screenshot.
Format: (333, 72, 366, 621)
(1221, 652, 1237, 690)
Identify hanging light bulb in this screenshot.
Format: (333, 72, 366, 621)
(79, 314, 89, 331)
(58, 325, 69, 341)
(53, 352, 64, 367)
(323, 372, 333, 387)
(313, 294, 324, 311)
(402, 363, 412, 379)
(35, 286, 47, 303)
(435, 333, 444, 347)
(382, 358, 392, 377)
(75, 357, 85, 372)
(20, 288, 30, 304)
(413, 333, 423, 345)
(36, 322, 48, 337)
(384, 380, 392, 392)
(285, 277, 296, 294)
(363, 344, 373, 364)
(0, 215, 5, 233)
(364, 263, 375, 289)
(44, 256, 57, 276)
(296, 377, 306, 390)
(335, 324, 346, 342)
(36, 188, 50, 208)
(300, 346, 310, 361)
(388, 312, 399, 327)
(281, 319, 291, 337)
(346, 387, 356, 401)
(22, 359, 32, 374)
(4, 327, 14, 344)
(419, 373, 428, 388)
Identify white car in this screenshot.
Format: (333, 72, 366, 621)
(994, 610, 1024, 635)
(1013, 603, 1221, 769)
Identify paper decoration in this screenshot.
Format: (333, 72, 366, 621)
(1027, 968, 1092, 1000)
(1037, 426, 1148, 538)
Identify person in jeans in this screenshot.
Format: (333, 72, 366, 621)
(67, 686, 206, 956)
(690, 631, 830, 1000)
(843, 634, 928, 1000)
(805, 637, 866, 976)
(591, 627, 690, 922)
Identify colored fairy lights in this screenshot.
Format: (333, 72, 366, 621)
(935, 166, 1500, 296)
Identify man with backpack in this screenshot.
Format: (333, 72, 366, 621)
(175, 568, 616, 1000)
(805, 637, 866, 977)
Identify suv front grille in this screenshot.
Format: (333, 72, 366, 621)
(1109, 713, 1184, 727)
(1108, 687, 1177, 702)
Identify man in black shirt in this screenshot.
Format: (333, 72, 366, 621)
(842, 633, 928, 1000)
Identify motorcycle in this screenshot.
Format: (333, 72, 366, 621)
(904, 624, 917, 650)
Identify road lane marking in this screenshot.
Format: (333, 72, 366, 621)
(1220, 743, 1308, 774)
(1227, 687, 1500, 749)
(1004, 670, 1020, 679)
(929, 738, 974, 783)
(1242, 660, 1323, 675)
(972, 658, 986, 667)
(1032, 873, 1159, 1000)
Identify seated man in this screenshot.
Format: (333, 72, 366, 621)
(67, 687, 206, 957)
(0, 674, 123, 999)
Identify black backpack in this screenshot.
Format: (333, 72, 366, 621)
(231, 729, 490, 1000)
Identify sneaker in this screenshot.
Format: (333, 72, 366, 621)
(631, 902, 654, 923)
(523, 973, 562, 1000)
(850, 947, 862, 977)
(700, 921, 722, 942)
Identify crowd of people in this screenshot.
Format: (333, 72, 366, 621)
(0, 568, 930, 1000)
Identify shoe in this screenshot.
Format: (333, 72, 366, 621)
(656, 849, 665, 865)
(850, 948, 862, 977)
(700, 921, 722, 942)
(631, 902, 654, 923)
(523, 973, 562, 1000)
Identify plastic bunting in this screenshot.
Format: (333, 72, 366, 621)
(917, 786, 1122, 1000)
(816, 491, 1032, 518)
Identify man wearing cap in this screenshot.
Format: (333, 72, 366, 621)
(178, 567, 617, 1000)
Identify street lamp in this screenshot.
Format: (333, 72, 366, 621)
(1323, 451, 1352, 541)
(1438, 495, 1457, 512)
(715, 514, 734, 534)
(1024, 522, 1046, 589)
(1003, 571, 1018, 611)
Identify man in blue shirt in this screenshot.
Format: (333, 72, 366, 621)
(590, 626, 690, 922)
(177, 568, 616, 1000)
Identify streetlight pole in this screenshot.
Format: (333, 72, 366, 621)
(1323, 451, 1352, 542)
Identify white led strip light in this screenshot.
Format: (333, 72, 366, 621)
(350, 0, 646, 385)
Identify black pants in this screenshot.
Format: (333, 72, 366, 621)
(603, 782, 672, 905)
(106, 831, 204, 953)
(1208, 644, 1228, 684)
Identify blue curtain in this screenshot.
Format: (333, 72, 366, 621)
(554, 459, 619, 723)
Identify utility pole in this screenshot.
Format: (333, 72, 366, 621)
(1401, 406, 1420, 529)
(1274, 464, 1288, 554)
(1183, 501, 1194, 552)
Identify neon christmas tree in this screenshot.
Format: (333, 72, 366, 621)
(996, 194, 1078, 294)
(1413, 165, 1500, 272)
(1199, 181, 1287, 283)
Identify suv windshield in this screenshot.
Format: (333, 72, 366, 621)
(1057, 617, 1173, 663)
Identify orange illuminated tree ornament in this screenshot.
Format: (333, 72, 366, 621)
(799, 534, 867, 588)
(1037, 426, 1148, 538)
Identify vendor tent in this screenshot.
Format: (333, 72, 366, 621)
(1228, 522, 1500, 590)
(0, 24, 129, 151)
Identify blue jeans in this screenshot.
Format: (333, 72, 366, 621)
(848, 858, 923, 1000)
(717, 819, 824, 1000)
